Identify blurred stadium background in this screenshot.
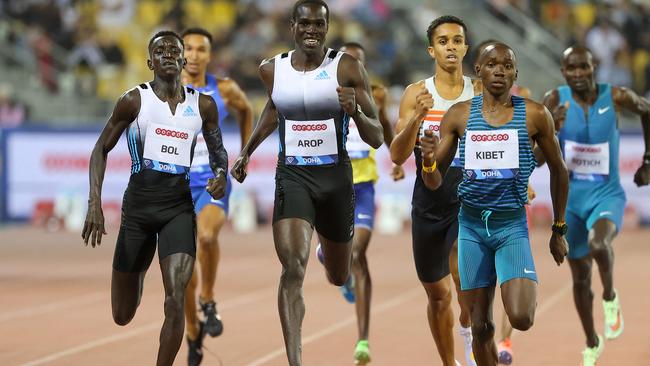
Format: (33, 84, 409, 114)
(1, 0, 649, 230)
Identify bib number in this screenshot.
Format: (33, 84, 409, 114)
(143, 123, 194, 172)
(285, 119, 338, 165)
(564, 140, 610, 182)
(464, 129, 519, 180)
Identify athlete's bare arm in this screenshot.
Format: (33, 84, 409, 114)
(230, 59, 279, 183)
(337, 53, 383, 149)
(218, 78, 254, 150)
(198, 93, 227, 199)
(372, 84, 394, 146)
(82, 89, 140, 247)
(527, 100, 569, 265)
(390, 81, 433, 165)
(612, 87, 650, 186)
(420, 101, 469, 190)
(533, 89, 568, 166)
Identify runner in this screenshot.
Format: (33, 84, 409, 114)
(81, 31, 228, 366)
(420, 42, 569, 366)
(541, 45, 650, 366)
(389, 15, 480, 366)
(230, 1, 383, 365)
(180, 26, 253, 366)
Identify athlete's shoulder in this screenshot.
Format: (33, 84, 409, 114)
(447, 98, 472, 114)
(524, 99, 550, 121)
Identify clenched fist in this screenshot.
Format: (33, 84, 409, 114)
(337, 86, 357, 115)
(414, 81, 434, 122)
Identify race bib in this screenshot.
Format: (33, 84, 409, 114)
(345, 118, 371, 159)
(285, 119, 338, 165)
(564, 140, 610, 182)
(464, 129, 519, 180)
(143, 123, 194, 171)
(190, 133, 210, 171)
(418, 119, 461, 167)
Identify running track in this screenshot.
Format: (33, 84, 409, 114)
(1, 225, 649, 365)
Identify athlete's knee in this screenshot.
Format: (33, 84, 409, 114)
(163, 292, 185, 320)
(112, 307, 136, 326)
(281, 258, 307, 285)
(424, 282, 452, 309)
(507, 310, 534, 331)
(588, 238, 612, 258)
(197, 229, 218, 249)
(471, 320, 495, 343)
(351, 246, 367, 267)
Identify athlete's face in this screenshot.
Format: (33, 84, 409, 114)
(292, 4, 328, 52)
(475, 44, 517, 96)
(427, 23, 467, 69)
(183, 33, 211, 77)
(148, 36, 184, 77)
(561, 50, 595, 92)
(340, 45, 366, 66)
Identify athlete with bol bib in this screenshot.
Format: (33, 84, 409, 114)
(421, 42, 569, 366)
(82, 31, 228, 366)
(230, 1, 383, 365)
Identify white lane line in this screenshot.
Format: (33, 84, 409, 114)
(17, 287, 276, 366)
(245, 287, 422, 366)
(0, 292, 105, 323)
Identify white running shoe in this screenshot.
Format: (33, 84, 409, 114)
(603, 290, 624, 340)
(459, 326, 477, 366)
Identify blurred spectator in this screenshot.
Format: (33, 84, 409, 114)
(97, 0, 135, 30)
(0, 84, 27, 128)
(68, 29, 103, 96)
(29, 26, 58, 93)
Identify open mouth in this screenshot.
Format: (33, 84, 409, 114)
(304, 37, 319, 47)
(446, 54, 458, 62)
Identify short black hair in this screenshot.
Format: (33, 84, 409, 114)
(341, 41, 364, 51)
(292, 0, 329, 22)
(148, 30, 184, 51)
(426, 15, 468, 46)
(181, 27, 213, 44)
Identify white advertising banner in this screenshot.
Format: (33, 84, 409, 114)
(2, 128, 647, 223)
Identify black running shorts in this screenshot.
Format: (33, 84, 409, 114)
(273, 162, 355, 243)
(411, 210, 459, 283)
(113, 172, 196, 273)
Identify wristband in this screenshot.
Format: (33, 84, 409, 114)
(422, 160, 437, 173)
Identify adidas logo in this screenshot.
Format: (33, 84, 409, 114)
(314, 70, 330, 80)
(183, 105, 198, 117)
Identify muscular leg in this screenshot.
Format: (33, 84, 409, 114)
(498, 311, 513, 342)
(466, 287, 497, 366)
(317, 233, 353, 287)
(450, 240, 471, 328)
(111, 270, 147, 326)
(273, 218, 314, 366)
(351, 227, 372, 341)
(421, 276, 456, 366)
(588, 219, 617, 301)
(183, 266, 200, 340)
(569, 256, 599, 348)
(500, 278, 536, 331)
(197, 205, 227, 302)
(157, 253, 194, 366)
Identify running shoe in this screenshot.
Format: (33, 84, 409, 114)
(340, 274, 356, 303)
(603, 290, 624, 340)
(460, 326, 477, 366)
(497, 337, 513, 365)
(581, 335, 604, 366)
(354, 340, 371, 365)
(201, 300, 223, 337)
(187, 321, 205, 366)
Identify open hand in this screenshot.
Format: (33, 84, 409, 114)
(82, 203, 106, 248)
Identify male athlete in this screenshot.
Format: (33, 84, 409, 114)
(180, 27, 253, 365)
(230, 1, 383, 365)
(540, 46, 650, 366)
(82, 31, 228, 366)
(421, 42, 569, 366)
(334, 41, 404, 365)
(390, 15, 479, 366)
